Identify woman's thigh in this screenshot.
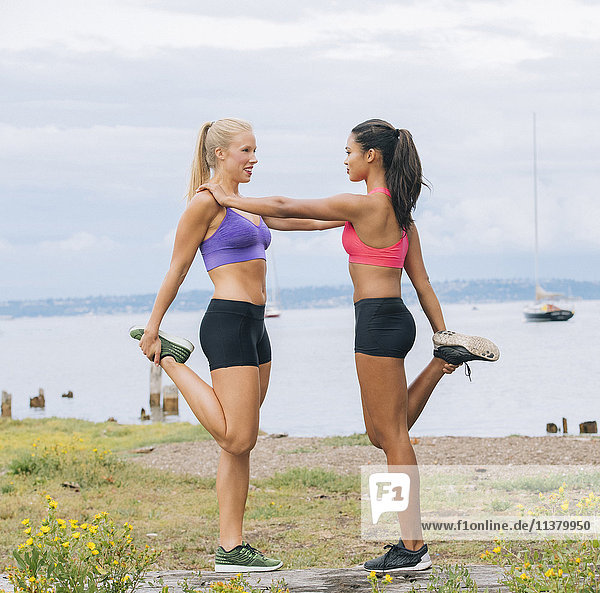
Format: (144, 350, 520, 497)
(211, 365, 262, 439)
(355, 353, 409, 438)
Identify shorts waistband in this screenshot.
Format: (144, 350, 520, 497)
(206, 298, 266, 319)
(354, 297, 405, 307)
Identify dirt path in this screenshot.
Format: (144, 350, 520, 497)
(130, 434, 600, 479)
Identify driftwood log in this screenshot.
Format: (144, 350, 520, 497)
(580, 421, 598, 434)
(1, 391, 11, 418)
(150, 365, 162, 408)
(162, 384, 178, 414)
(30, 388, 45, 408)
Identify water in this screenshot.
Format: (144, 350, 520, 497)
(1, 300, 597, 437)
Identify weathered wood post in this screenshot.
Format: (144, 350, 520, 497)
(150, 365, 162, 408)
(546, 423, 558, 433)
(30, 388, 45, 408)
(1, 391, 11, 419)
(162, 384, 179, 415)
(580, 421, 598, 434)
(562, 417, 568, 434)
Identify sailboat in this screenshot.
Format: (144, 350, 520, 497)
(523, 113, 574, 322)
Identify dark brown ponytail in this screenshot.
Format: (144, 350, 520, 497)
(351, 119, 428, 233)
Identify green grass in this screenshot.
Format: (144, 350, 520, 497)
(0, 417, 210, 467)
(322, 433, 371, 447)
(0, 420, 505, 571)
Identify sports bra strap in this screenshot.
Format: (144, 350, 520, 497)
(368, 187, 391, 197)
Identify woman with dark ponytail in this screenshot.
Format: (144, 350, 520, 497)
(200, 118, 499, 573)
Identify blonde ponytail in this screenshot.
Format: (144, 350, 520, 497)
(187, 122, 213, 202)
(186, 118, 253, 202)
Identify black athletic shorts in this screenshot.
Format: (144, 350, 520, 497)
(199, 299, 272, 371)
(354, 297, 416, 359)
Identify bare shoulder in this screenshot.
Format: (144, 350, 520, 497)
(407, 223, 420, 241)
(186, 190, 223, 220)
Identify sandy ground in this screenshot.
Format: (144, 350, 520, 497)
(129, 434, 600, 479)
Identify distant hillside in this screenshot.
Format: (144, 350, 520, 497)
(1, 279, 598, 318)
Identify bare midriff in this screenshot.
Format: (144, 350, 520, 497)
(349, 263, 403, 302)
(207, 259, 268, 305)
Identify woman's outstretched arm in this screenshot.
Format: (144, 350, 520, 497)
(198, 183, 367, 223)
(140, 191, 221, 364)
(264, 217, 345, 231)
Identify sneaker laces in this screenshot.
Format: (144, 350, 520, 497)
(243, 542, 265, 558)
(464, 362, 472, 382)
(381, 543, 397, 571)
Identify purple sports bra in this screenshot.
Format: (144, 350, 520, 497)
(199, 208, 271, 271)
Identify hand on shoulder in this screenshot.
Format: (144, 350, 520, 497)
(196, 183, 231, 207)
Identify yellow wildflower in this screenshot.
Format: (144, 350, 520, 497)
(25, 538, 33, 546)
(72, 532, 81, 539)
(383, 574, 393, 583)
(81, 523, 88, 530)
(21, 519, 30, 526)
(524, 562, 531, 569)
(23, 527, 32, 535)
(575, 557, 581, 564)
(41, 526, 50, 534)
(520, 573, 529, 580)
(545, 568, 554, 577)
(493, 546, 501, 554)
(87, 542, 96, 551)
(559, 486, 564, 494)
(92, 550, 99, 556)
(45, 495, 52, 501)
(561, 502, 569, 511)
(62, 541, 70, 548)
(49, 501, 57, 509)
(558, 569, 563, 577)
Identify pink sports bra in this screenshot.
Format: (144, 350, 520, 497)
(341, 187, 409, 269)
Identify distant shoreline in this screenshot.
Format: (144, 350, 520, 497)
(1, 279, 599, 318)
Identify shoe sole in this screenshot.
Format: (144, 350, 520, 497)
(433, 331, 499, 361)
(129, 326, 194, 352)
(129, 326, 194, 364)
(214, 561, 283, 573)
(364, 558, 432, 573)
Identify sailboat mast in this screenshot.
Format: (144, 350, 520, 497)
(532, 112, 540, 293)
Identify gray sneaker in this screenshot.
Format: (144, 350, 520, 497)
(433, 330, 499, 381)
(129, 326, 194, 364)
(214, 542, 282, 573)
(433, 330, 499, 363)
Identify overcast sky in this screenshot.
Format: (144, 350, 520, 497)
(1, 0, 599, 301)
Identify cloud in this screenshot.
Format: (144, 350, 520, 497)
(39, 232, 118, 253)
(2, 0, 598, 70)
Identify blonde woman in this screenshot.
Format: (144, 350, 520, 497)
(130, 118, 340, 572)
(200, 119, 499, 572)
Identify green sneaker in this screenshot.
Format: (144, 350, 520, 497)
(214, 542, 282, 573)
(129, 326, 194, 364)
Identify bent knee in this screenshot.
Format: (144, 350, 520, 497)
(221, 434, 257, 456)
(366, 430, 383, 450)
